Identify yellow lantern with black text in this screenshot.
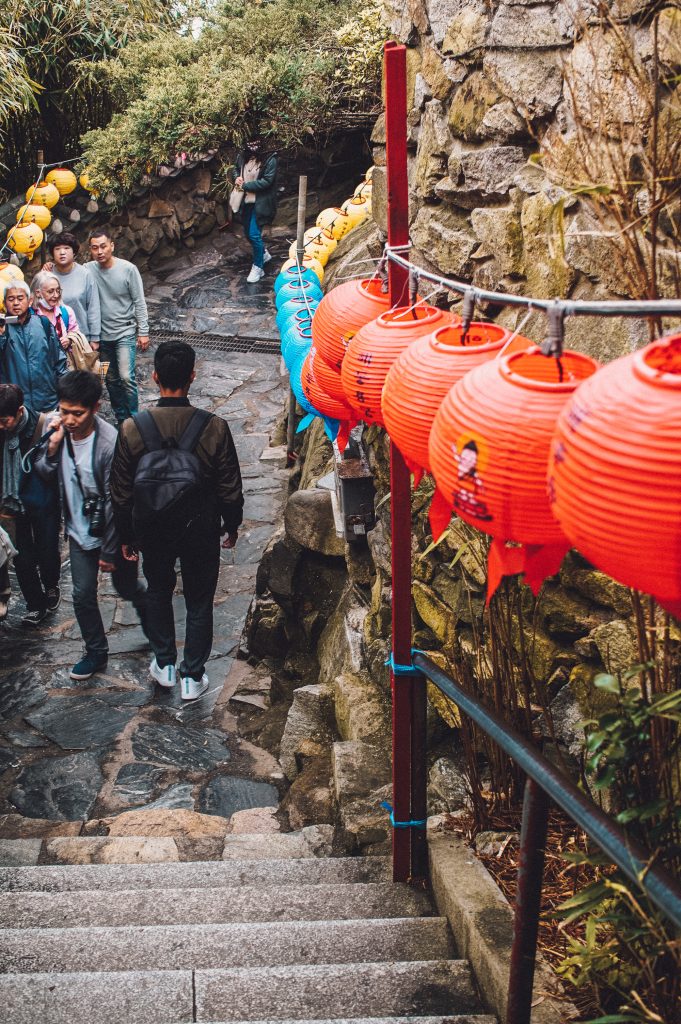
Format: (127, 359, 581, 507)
(316, 207, 353, 241)
(342, 195, 371, 226)
(16, 203, 52, 231)
(279, 255, 324, 286)
(45, 167, 77, 196)
(7, 223, 43, 256)
(26, 182, 60, 209)
(288, 239, 331, 267)
(302, 227, 337, 257)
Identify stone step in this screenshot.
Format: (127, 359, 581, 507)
(197, 1019, 496, 1024)
(2, 961, 480, 1024)
(0, 856, 390, 893)
(0, 881, 434, 929)
(0, 917, 452, 974)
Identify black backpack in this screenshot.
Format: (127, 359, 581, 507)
(132, 408, 212, 541)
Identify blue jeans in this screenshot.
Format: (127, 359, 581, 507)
(242, 204, 264, 269)
(100, 335, 138, 424)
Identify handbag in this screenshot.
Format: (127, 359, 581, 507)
(229, 186, 244, 214)
(64, 329, 109, 381)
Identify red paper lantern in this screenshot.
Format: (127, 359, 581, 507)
(429, 347, 599, 600)
(341, 305, 451, 427)
(382, 322, 520, 484)
(312, 278, 391, 389)
(301, 348, 355, 423)
(549, 333, 681, 618)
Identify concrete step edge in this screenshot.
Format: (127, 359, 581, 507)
(0, 856, 390, 893)
(0, 881, 434, 928)
(0, 917, 454, 974)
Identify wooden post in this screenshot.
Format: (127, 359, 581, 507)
(37, 149, 47, 265)
(287, 175, 308, 466)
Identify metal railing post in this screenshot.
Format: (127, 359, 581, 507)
(507, 778, 551, 1024)
(384, 40, 425, 882)
(287, 175, 308, 466)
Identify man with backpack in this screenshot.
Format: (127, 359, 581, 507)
(36, 371, 147, 680)
(0, 281, 67, 412)
(110, 341, 243, 701)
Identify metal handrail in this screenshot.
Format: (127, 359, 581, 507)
(412, 651, 681, 1024)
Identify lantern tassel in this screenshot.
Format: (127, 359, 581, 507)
(428, 488, 452, 541)
(486, 538, 570, 604)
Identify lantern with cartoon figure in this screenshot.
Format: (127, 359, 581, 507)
(549, 333, 681, 618)
(429, 347, 599, 601)
(16, 204, 52, 231)
(26, 182, 60, 209)
(45, 168, 77, 196)
(7, 223, 43, 256)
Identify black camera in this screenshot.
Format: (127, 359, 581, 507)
(82, 495, 106, 538)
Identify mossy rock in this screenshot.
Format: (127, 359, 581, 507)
(568, 663, 617, 719)
(448, 72, 502, 141)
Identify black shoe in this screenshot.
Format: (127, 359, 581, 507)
(70, 653, 108, 680)
(21, 608, 47, 627)
(0, 596, 9, 621)
(46, 587, 61, 612)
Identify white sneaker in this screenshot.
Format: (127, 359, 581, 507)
(181, 673, 210, 701)
(246, 265, 265, 283)
(150, 657, 176, 689)
(263, 249, 273, 264)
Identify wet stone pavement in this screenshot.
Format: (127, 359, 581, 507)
(0, 227, 292, 837)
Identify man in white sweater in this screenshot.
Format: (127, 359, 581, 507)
(86, 230, 149, 424)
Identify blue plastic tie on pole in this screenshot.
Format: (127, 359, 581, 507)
(385, 648, 425, 676)
(380, 800, 427, 830)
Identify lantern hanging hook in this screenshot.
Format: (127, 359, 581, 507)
(376, 251, 389, 293)
(409, 270, 419, 318)
(461, 288, 476, 346)
(541, 302, 566, 381)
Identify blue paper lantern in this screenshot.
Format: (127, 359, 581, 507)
(275, 277, 323, 311)
(282, 321, 313, 369)
(275, 297, 319, 333)
(274, 265, 321, 295)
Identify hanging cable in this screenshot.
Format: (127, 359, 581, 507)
(460, 288, 476, 346)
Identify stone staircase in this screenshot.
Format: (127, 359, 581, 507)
(0, 837, 495, 1024)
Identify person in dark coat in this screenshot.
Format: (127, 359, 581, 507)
(233, 135, 278, 284)
(0, 383, 61, 626)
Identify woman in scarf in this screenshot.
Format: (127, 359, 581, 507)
(31, 270, 80, 351)
(233, 134, 278, 284)
(0, 383, 61, 625)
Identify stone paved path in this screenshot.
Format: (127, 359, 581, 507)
(0, 226, 292, 838)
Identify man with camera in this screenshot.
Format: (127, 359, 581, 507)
(0, 281, 67, 413)
(36, 371, 147, 680)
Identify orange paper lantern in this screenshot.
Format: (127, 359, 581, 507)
(549, 333, 681, 618)
(312, 278, 391, 396)
(429, 347, 599, 600)
(301, 348, 355, 423)
(382, 322, 515, 483)
(341, 305, 451, 428)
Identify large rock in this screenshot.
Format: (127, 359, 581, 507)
(332, 740, 392, 848)
(452, 146, 528, 201)
(199, 776, 279, 817)
(484, 49, 563, 119)
(564, 208, 631, 297)
(316, 584, 367, 686)
(281, 754, 334, 830)
(413, 100, 452, 198)
(410, 204, 477, 276)
(588, 620, 638, 673)
(333, 673, 391, 745)
(448, 73, 502, 141)
(11, 753, 103, 821)
(413, 581, 456, 645)
(428, 754, 470, 813)
(566, 29, 648, 139)
(222, 824, 335, 860)
(521, 192, 577, 298)
(471, 205, 524, 275)
(421, 43, 466, 101)
(427, 0, 487, 45)
(560, 555, 632, 615)
(442, 8, 490, 56)
(279, 684, 335, 781)
(489, 1, 589, 49)
(100, 808, 230, 838)
(284, 488, 345, 557)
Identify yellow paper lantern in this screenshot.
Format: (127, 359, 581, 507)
(287, 239, 330, 267)
(26, 182, 60, 209)
(0, 262, 24, 282)
(341, 195, 371, 226)
(279, 255, 324, 285)
(365, 166, 374, 182)
(16, 203, 52, 230)
(302, 227, 337, 256)
(354, 179, 372, 199)
(315, 207, 353, 241)
(7, 223, 44, 255)
(45, 167, 77, 196)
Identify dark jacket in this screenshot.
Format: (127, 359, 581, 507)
(235, 151, 278, 226)
(35, 416, 119, 562)
(0, 409, 59, 513)
(0, 309, 68, 413)
(109, 398, 244, 547)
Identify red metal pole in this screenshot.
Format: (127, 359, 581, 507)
(384, 40, 416, 883)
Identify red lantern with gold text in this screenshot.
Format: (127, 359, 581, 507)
(341, 305, 452, 428)
(312, 278, 392, 401)
(549, 333, 681, 618)
(382, 322, 520, 488)
(429, 347, 599, 601)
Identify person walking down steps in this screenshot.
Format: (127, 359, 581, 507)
(110, 341, 244, 701)
(232, 134, 278, 284)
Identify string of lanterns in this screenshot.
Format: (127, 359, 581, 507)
(274, 167, 681, 614)
(1, 160, 97, 264)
